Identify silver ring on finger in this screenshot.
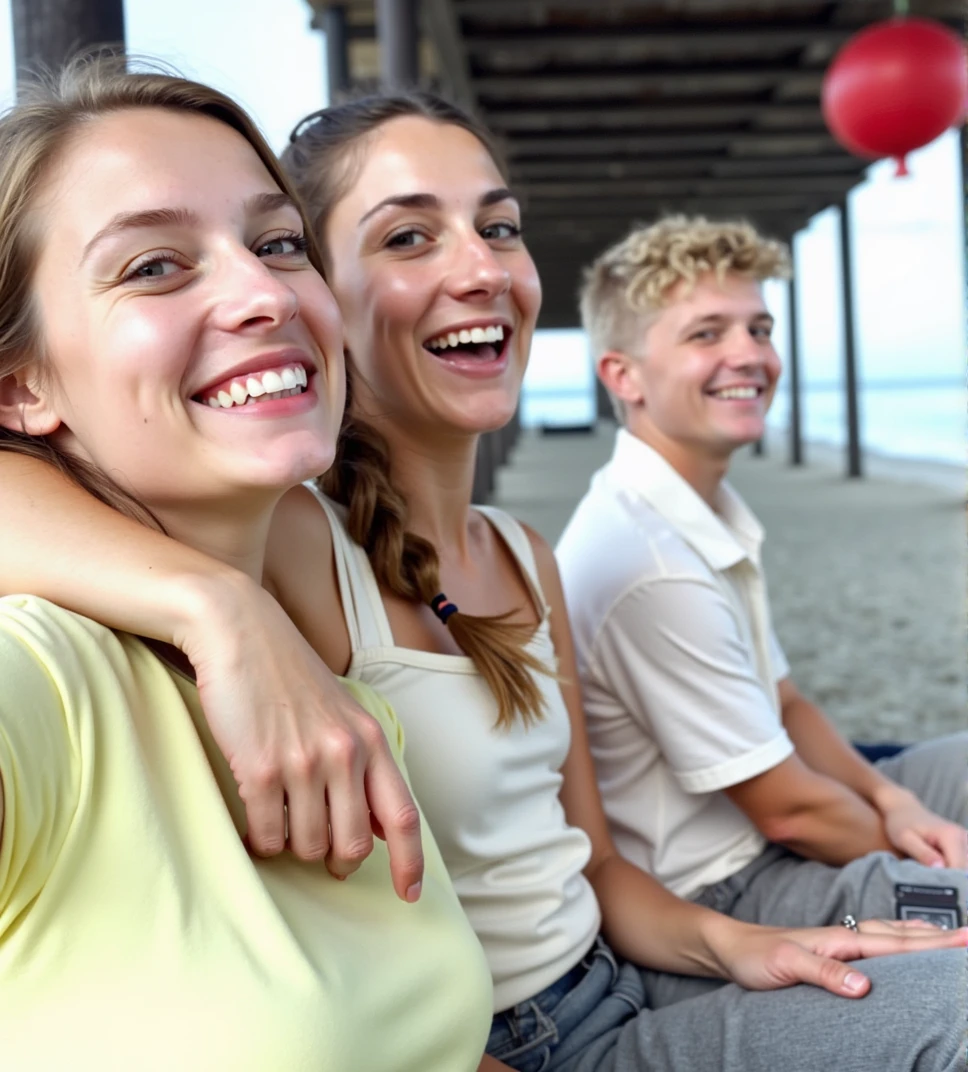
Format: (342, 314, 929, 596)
(840, 914, 859, 932)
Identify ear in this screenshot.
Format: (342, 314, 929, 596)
(596, 349, 645, 411)
(0, 367, 62, 436)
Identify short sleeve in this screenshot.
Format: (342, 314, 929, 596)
(0, 601, 80, 925)
(768, 627, 790, 682)
(594, 577, 793, 794)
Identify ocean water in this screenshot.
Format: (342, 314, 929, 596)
(521, 381, 966, 468)
(767, 382, 965, 467)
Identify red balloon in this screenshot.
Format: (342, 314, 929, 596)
(822, 17, 967, 176)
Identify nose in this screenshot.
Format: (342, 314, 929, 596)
(447, 231, 511, 301)
(212, 246, 300, 333)
(725, 325, 771, 370)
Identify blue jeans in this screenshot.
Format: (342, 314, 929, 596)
(485, 936, 966, 1072)
(487, 939, 642, 1071)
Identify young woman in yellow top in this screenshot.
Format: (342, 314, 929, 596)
(0, 84, 965, 1072)
(0, 58, 492, 1071)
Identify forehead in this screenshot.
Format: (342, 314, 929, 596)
(38, 108, 279, 228)
(343, 115, 503, 208)
(659, 272, 767, 324)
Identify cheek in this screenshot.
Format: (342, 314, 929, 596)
(513, 258, 542, 322)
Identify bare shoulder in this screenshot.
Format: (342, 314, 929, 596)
(517, 521, 566, 599)
(265, 485, 352, 674)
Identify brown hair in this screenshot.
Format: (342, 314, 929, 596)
(579, 215, 791, 423)
(0, 52, 324, 527)
(283, 93, 548, 729)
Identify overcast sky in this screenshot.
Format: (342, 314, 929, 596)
(0, 0, 963, 386)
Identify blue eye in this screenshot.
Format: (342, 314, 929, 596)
(123, 254, 184, 283)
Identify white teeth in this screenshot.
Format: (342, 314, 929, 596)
(715, 386, 758, 400)
(427, 325, 507, 353)
(203, 364, 309, 409)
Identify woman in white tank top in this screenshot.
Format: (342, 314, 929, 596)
(0, 93, 964, 1072)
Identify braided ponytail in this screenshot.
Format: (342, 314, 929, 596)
(318, 412, 549, 729)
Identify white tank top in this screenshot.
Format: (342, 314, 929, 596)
(310, 491, 601, 1011)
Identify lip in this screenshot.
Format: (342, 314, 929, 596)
(421, 317, 513, 348)
(190, 347, 317, 399)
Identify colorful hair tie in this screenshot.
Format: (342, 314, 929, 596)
(430, 593, 459, 625)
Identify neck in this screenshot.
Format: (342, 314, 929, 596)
(359, 411, 480, 553)
(149, 493, 281, 584)
(626, 419, 731, 506)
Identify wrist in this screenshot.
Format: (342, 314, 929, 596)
(693, 909, 756, 981)
(870, 779, 915, 817)
(167, 565, 264, 655)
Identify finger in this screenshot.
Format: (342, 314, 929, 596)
(854, 928, 968, 960)
(240, 776, 288, 857)
(325, 767, 376, 881)
(285, 780, 332, 863)
(791, 947, 870, 998)
(364, 748, 424, 903)
(857, 918, 941, 936)
(935, 826, 968, 870)
(895, 829, 945, 867)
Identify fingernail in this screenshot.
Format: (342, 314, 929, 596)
(843, 972, 865, 993)
(405, 881, 422, 903)
(929, 861, 945, 868)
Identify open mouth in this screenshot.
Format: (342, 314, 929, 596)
(194, 364, 310, 409)
(707, 385, 763, 401)
(423, 324, 510, 364)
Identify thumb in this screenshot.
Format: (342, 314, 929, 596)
(791, 947, 871, 999)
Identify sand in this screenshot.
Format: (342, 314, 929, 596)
(491, 423, 966, 743)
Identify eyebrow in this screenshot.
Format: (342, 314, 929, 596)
(684, 311, 774, 331)
(79, 191, 301, 266)
(358, 186, 517, 226)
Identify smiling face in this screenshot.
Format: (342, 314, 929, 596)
(21, 107, 344, 521)
(622, 272, 781, 464)
(321, 115, 541, 438)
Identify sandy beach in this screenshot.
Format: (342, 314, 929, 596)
(492, 423, 966, 743)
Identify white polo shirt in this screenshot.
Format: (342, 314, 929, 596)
(556, 429, 794, 899)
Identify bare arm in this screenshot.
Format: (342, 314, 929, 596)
(779, 680, 967, 868)
(0, 453, 424, 897)
(722, 752, 894, 863)
(477, 1055, 513, 1071)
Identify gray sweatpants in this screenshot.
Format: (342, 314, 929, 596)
(489, 937, 968, 1072)
(643, 732, 968, 1010)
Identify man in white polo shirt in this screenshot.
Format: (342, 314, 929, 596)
(556, 216, 968, 1004)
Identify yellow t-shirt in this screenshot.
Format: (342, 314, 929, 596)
(0, 595, 492, 1071)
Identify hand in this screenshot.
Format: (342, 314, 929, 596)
(711, 917, 968, 999)
(177, 573, 424, 901)
(879, 786, 968, 869)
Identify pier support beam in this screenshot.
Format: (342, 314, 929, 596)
(12, 0, 125, 82)
(375, 0, 419, 88)
(838, 199, 863, 478)
(787, 265, 804, 466)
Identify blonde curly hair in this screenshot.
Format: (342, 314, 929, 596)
(579, 215, 791, 420)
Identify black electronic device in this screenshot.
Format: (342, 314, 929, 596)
(894, 883, 963, 930)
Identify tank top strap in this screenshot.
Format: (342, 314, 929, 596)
(301, 484, 396, 652)
(474, 505, 549, 617)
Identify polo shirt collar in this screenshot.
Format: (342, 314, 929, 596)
(606, 428, 764, 571)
